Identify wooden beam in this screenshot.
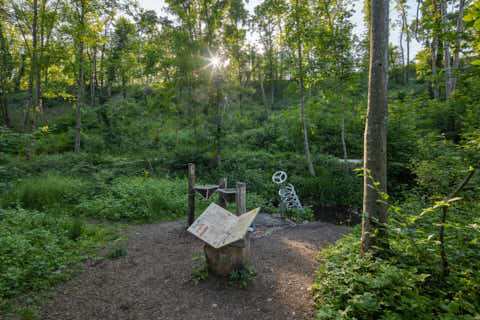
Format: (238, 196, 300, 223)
(188, 163, 195, 226)
(218, 177, 227, 209)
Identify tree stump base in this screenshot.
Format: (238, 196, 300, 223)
(204, 236, 250, 276)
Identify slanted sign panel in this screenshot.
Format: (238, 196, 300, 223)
(188, 203, 260, 248)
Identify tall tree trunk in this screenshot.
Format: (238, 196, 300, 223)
(451, 0, 465, 94)
(1, 82, 8, 127)
(215, 76, 222, 168)
(100, 42, 106, 91)
(431, 0, 439, 100)
(121, 71, 126, 99)
(75, 3, 85, 153)
(32, 0, 39, 127)
(75, 40, 84, 153)
(404, 13, 410, 83)
(442, 0, 452, 100)
(24, 69, 33, 133)
(361, 0, 389, 254)
(399, 20, 406, 84)
(257, 59, 268, 118)
(0, 24, 10, 127)
(1, 63, 8, 126)
(401, 8, 409, 84)
(25, 0, 38, 133)
(340, 80, 348, 171)
(14, 54, 25, 91)
(238, 68, 243, 115)
(296, 0, 315, 177)
(269, 50, 274, 109)
(37, 0, 48, 115)
(90, 48, 96, 106)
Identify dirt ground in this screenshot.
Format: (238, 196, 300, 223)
(40, 215, 348, 320)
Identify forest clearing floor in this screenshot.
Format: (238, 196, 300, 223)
(40, 215, 348, 320)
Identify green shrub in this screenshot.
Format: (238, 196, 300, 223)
(229, 264, 256, 289)
(314, 230, 434, 320)
(313, 194, 480, 319)
(1, 173, 89, 212)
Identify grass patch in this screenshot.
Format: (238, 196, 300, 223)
(74, 176, 211, 223)
(1, 173, 88, 212)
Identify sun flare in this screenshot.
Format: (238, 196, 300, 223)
(210, 56, 221, 68)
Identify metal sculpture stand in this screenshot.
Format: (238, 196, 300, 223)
(272, 171, 303, 215)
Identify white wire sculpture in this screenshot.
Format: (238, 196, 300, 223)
(272, 171, 303, 211)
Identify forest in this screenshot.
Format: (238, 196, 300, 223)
(0, 0, 480, 318)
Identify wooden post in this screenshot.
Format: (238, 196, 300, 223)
(188, 163, 195, 226)
(235, 182, 249, 252)
(235, 182, 246, 216)
(218, 177, 227, 209)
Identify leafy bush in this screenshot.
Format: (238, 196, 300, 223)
(313, 192, 480, 319)
(314, 231, 435, 320)
(0, 208, 114, 300)
(229, 264, 256, 289)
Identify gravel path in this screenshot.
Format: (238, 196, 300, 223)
(41, 215, 348, 320)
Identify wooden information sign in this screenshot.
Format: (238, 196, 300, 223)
(187, 203, 260, 249)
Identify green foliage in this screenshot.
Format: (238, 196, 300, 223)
(313, 218, 480, 319)
(0, 125, 28, 156)
(68, 218, 85, 241)
(314, 233, 432, 319)
(105, 246, 127, 260)
(229, 264, 256, 289)
(410, 134, 479, 197)
(314, 153, 480, 320)
(191, 254, 210, 285)
(0, 207, 115, 301)
(285, 205, 314, 222)
(17, 307, 39, 320)
(35, 131, 75, 154)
